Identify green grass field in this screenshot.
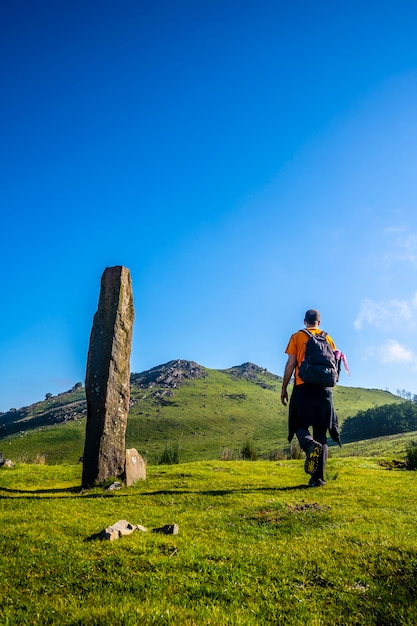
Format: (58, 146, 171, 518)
(1, 363, 415, 623)
(1, 457, 417, 625)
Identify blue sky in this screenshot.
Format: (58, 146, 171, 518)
(1, 0, 417, 412)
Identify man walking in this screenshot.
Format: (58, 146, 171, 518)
(281, 309, 341, 487)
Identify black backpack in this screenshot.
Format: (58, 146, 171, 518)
(298, 329, 339, 387)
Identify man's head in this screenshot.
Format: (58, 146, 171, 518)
(304, 309, 320, 326)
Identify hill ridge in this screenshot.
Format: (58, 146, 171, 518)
(0, 359, 279, 435)
(0, 359, 403, 464)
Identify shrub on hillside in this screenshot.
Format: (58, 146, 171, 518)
(406, 441, 417, 470)
(268, 448, 288, 461)
(158, 443, 180, 465)
(268, 444, 303, 461)
(291, 443, 303, 459)
(240, 439, 258, 461)
(16, 454, 46, 465)
(220, 447, 234, 461)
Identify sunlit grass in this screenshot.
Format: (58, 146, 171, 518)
(1, 458, 417, 625)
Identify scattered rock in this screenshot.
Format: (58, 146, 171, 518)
(101, 520, 148, 541)
(106, 482, 122, 491)
(1, 459, 15, 468)
(152, 523, 179, 535)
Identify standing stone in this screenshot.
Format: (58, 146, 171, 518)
(82, 266, 134, 488)
(125, 448, 146, 486)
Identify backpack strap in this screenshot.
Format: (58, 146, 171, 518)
(297, 329, 319, 378)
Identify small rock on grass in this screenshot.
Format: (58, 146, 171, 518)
(106, 481, 122, 491)
(101, 520, 148, 541)
(1, 459, 15, 468)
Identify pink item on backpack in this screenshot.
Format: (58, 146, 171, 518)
(334, 350, 350, 376)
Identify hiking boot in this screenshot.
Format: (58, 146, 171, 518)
(308, 477, 326, 487)
(304, 441, 322, 475)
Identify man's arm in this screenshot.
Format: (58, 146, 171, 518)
(281, 354, 296, 406)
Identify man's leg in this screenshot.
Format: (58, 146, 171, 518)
(296, 427, 322, 475)
(295, 426, 313, 451)
(311, 427, 328, 483)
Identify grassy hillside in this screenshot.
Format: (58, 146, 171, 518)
(0, 361, 403, 465)
(330, 429, 417, 459)
(1, 459, 417, 625)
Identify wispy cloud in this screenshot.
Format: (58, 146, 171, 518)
(355, 293, 417, 373)
(379, 339, 415, 364)
(384, 226, 407, 234)
(383, 230, 417, 267)
(354, 295, 417, 331)
(359, 340, 417, 369)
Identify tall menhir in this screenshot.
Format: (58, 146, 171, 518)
(82, 266, 134, 488)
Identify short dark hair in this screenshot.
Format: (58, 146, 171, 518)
(304, 309, 320, 324)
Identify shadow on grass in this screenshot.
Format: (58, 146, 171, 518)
(0, 486, 81, 494)
(139, 484, 311, 497)
(84, 532, 104, 542)
(0, 486, 130, 499)
(0, 483, 312, 500)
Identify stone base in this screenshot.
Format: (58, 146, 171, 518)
(125, 448, 146, 486)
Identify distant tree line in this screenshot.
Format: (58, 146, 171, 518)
(396, 389, 417, 402)
(341, 401, 417, 443)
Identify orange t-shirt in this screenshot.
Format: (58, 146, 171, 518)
(285, 327, 337, 385)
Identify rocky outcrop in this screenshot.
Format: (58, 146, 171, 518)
(0, 360, 281, 441)
(0, 384, 86, 438)
(130, 360, 206, 390)
(82, 266, 134, 489)
(222, 362, 281, 390)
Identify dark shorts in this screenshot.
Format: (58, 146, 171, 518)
(288, 384, 336, 442)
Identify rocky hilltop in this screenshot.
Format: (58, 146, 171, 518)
(222, 362, 280, 390)
(0, 360, 279, 439)
(130, 360, 206, 389)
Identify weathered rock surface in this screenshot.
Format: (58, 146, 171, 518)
(222, 362, 280, 390)
(125, 448, 146, 486)
(130, 360, 206, 389)
(82, 266, 134, 488)
(101, 519, 148, 541)
(0, 458, 14, 468)
(0, 393, 87, 439)
(106, 481, 122, 491)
